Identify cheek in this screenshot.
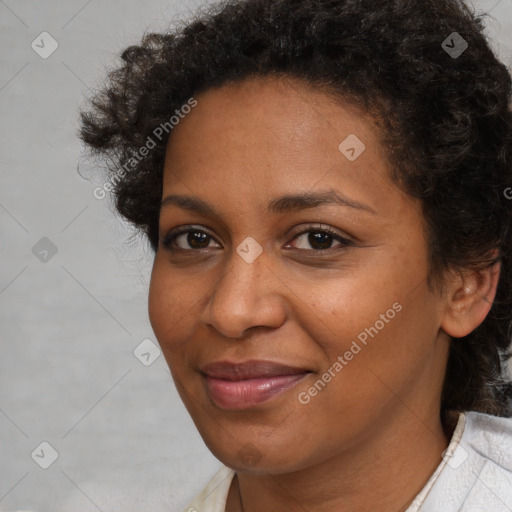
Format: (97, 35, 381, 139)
(312, 279, 441, 410)
(299, 270, 401, 356)
(147, 254, 197, 350)
(310, 255, 436, 385)
(147, 262, 169, 341)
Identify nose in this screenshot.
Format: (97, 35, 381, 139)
(201, 246, 286, 339)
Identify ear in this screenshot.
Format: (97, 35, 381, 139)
(440, 254, 501, 339)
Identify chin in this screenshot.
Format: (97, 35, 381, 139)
(201, 432, 317, 474)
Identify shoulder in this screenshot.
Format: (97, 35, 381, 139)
(182, 465, 236, 512)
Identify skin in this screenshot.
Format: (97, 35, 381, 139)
(148, 75, 500, 512)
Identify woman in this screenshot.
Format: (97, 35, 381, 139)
(79, 0, 512, 509)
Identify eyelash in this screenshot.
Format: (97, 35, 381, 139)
(161, 224, 354, 254)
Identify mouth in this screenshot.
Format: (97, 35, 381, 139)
(199, 360, 312, 410)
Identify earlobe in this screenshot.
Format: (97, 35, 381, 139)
(441, 258, 501, 339)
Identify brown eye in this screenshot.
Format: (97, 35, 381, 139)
(162, 227, 221, 251)
(288, 226, 353, 252)
(293, 231, 339, 250)
(179, 230, 210, 249)
(161, 224, 353, 254)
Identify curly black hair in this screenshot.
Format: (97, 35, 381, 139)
(79, 0, 512, 421)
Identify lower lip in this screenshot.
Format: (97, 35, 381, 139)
(204, 373, 310, 410)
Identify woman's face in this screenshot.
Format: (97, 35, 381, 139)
(148, 76, 451, 473)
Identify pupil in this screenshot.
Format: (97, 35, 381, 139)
(189, 231, 209, 248)
(309, 232, 332, 250)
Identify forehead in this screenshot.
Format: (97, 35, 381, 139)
(161, 76, 406, 216)
(166, 75, 378, 155)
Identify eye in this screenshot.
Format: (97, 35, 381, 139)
(161, 226, 220, 251)
(161, 224, 353, 253)
(287, 225, 353, 252)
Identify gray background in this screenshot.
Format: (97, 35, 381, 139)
(1, 1, 511, 511)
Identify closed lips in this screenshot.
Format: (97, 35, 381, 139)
(200, 360, 313, 410)
(200, 360, 312, 380)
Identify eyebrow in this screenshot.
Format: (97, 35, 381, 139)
(160, 189, 377, 216)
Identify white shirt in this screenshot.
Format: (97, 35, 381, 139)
(183, 411, 512, 511)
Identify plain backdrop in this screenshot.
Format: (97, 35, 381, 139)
(1, 1, 511, 511)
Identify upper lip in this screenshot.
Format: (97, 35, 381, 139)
(200, 360, 311, 381)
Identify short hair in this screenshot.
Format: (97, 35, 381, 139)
(79, 0, 512, 420)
